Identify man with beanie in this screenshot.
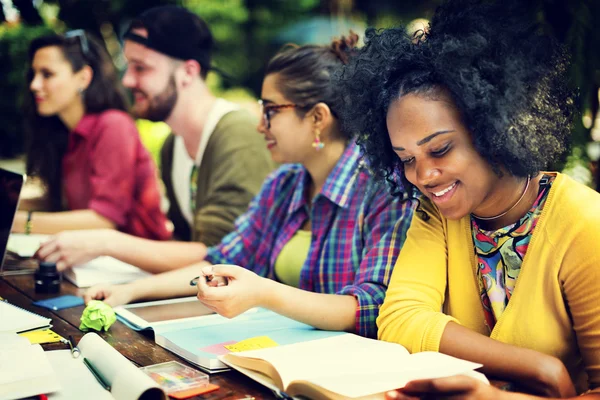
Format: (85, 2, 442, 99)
(34, 6, 276, 274)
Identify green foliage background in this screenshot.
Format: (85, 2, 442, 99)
(1, 0, 599, 186)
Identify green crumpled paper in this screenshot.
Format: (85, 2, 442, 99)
(79, 300, 116, 331)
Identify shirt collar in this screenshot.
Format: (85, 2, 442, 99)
(287, 143, 363, 213)
(321, 143, 362, 208)
(72, 113, 98, 137)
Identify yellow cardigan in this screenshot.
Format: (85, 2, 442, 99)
(377, 173, 600, 393)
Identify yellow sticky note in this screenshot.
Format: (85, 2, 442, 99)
(20, 329, 64, 344)
(224, 336, 279, 352)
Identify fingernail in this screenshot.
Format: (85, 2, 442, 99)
(201, 266, 213, 274)
(386, 391, 400, 400)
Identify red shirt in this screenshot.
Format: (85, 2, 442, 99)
(62, 110, 171, 240)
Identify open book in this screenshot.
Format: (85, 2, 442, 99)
(115, 300, 345, 373)
(220, 334, 487, 400)
(46, 333, 166, 400)
(6, 234, 149, 288)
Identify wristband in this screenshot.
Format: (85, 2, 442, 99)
(25, 211, 33, 235)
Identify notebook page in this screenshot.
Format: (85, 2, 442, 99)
(46, 350, 113, 400)
(77, 333, 166, 400)
(0, 301, 52, 334)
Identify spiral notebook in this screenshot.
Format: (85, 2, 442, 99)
(0, 300, 52, 333)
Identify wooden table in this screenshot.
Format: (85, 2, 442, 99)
(1, 274, 276, 400)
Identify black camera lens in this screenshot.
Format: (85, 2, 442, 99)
(34, 261, 61, 293)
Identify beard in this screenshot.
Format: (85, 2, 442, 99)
(132, 75, 178, 122)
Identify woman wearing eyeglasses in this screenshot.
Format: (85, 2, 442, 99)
(69, 34, 415, 338)
(13, 31, 170, 240)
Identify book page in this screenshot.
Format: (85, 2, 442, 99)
(228, 334, 483, 398)
(77, 333, 166, 400)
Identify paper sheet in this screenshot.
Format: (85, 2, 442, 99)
(7, 234, 49, 257)
(0, 334, 60, 400)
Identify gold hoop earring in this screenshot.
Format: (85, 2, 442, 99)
(312, 128, 325, 151)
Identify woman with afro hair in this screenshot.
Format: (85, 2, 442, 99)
(336, 0, 600, 398)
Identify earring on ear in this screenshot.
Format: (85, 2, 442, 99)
(77, 88, 84, 96)
(312, 128, 325, 151)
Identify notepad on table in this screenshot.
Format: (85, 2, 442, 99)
(46, 332, 167, 400)
(0, 300, 52, 334)
(220, 334, 488, 400)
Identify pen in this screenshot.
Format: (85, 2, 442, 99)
(67, 335, 81, 358)
(83, 357, 111, 391)
(190, 275, 212, 286)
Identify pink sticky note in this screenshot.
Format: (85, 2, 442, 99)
(200, 340, 236, 355)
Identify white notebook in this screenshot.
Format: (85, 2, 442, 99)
(0, 301, 52, 334)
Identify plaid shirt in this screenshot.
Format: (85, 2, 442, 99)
(206, 144, 415, 338)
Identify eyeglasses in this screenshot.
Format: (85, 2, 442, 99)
(64, 29, 89, 57)
(258, 99, 301, 129)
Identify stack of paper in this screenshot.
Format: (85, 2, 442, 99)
(0, 333, 60, 399)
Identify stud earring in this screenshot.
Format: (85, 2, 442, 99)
(77, 88, 84, 95)
(312, 128, 325, 151)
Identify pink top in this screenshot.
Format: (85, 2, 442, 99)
(62, 110, 171, 240)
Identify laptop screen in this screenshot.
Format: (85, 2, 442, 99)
(0, 168, 25, 269)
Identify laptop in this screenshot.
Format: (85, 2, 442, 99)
(0, 167, 31, 275)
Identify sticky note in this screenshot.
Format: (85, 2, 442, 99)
(224, 336, 279, 352)
(20, 329, 64, 344)
(199, 340, 236, 355)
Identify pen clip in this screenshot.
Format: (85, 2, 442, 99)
(67, 335, 81, 358)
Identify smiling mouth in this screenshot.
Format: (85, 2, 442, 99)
(432, 182, 457, 197)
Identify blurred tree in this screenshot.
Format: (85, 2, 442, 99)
(0, 24, 53, 157)
(12, 0, 42, 24)
(1, 0, 598, 180)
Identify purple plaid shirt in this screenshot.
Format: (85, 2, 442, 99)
(205, 144, 415, 337)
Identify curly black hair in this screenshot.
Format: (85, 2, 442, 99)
(335, 0, 575, 196)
